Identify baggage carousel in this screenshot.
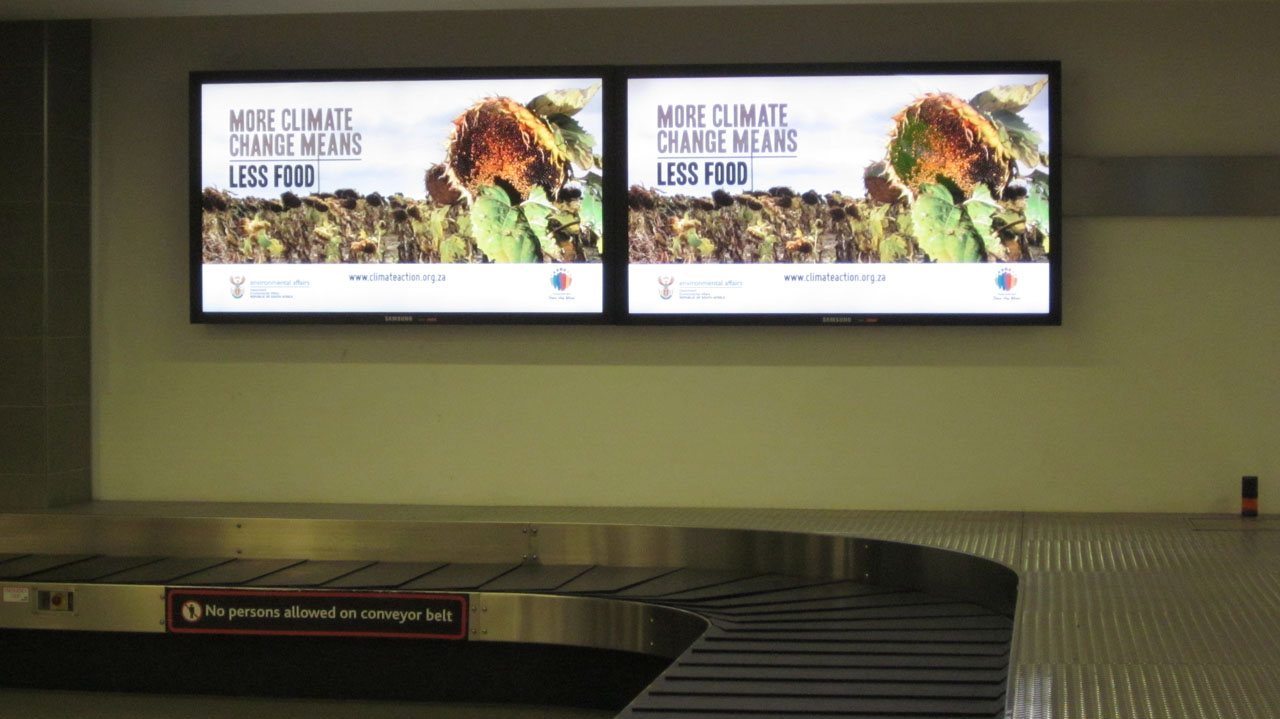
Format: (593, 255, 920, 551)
(0, 504, 1015, 717)
(4, 504, 1278, 717)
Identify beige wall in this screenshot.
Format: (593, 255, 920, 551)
(91, 3, 1279, 511)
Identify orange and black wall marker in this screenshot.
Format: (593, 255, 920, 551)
(1242, 476, 1258, 517)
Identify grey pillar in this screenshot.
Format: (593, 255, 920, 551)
(0, 20, 92, 508)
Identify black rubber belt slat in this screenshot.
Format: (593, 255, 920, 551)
(625, 692, 1006, 715)
(669, 662, 1009, 684)
(557, 565, 683, 594)
(97, 557, 234, 584)
(713, 615, 1013, 632)
(22, 555, 165, 582)
(689, 591, 957, 616)
(0, 554, 26, 564)
(685, 580, 902, 608)
(174, 559, 305, 586)
(651, 676, 1006, 699)
(400, 562, 520, 590)
(714, 629, 1013, 644)
(615, 568, 766, 598)
(0, 554, 98, 579)
(686, 650, 1009, 670)
(321, 561, 446, 588)
(480, 564, 594, 592)
(244, 560, 376, 587)
(711, 602, 996, 623)
(659, 575, 838, 602)
(698, 637, 1011, 657)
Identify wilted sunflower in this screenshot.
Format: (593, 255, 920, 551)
(886, 93, 1015, 200)
(444, 96, 569, 204)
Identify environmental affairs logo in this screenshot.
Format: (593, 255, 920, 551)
(230, 275, 246, 299)
(995, 268, 1018, 292)
(550, 268, 572, 291)
(657, 275, 675, 300)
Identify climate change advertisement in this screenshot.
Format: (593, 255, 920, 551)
(625, 72, 1053, 316)
(197, 76, 604, 316)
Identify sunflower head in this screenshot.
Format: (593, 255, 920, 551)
(444, 96, 569, 204)
(886, 93, 1015, 199)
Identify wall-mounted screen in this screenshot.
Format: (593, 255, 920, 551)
(623, 62, 1060, 324)
(191, 68, 608, 323)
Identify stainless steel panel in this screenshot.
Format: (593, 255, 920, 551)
(533, 524, 854, 578)
(467, 592, 707, 660)
(0, 512, 532, 562)
(0, 510, 1019, 617)
(0, 582, 164, 633)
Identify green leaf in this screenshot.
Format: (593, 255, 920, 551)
(547, 114, 597, 171)
(469, 185, 541, 263)
(991, 110, 1044, 168)
(963, 184, 1005, 257)
(686, 232, 715, 258)
(1026, 171, 1051, 252)
(439, 236, 466, 263)
(429, 206, 450, 244)
(910, 182, 984, 262)
(579, 172, 604, 242)
(969, 78, 1048, 114)
(866, 203, 890, 245)
(522, 185, 559, 256)
(879, 234, 910, 262)
(527, 81, 601, 117)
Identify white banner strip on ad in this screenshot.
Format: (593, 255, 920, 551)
(203, 263, 602, 314)
(628, 263, 1050, 315)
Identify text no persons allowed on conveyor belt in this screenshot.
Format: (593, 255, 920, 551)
(167, 588, 467, 639)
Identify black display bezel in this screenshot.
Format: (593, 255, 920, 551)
(616, 60, 1062, 327)
(189, 61, 1061, 327)
(189, 65, 617, 325)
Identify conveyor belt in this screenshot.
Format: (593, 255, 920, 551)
(0, 553, 1012, 717)
(615, 568, 1010, 718)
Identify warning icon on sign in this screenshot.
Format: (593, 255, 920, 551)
(181, 600, 203, 623)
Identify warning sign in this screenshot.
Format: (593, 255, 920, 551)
(166, 588, 467, 639)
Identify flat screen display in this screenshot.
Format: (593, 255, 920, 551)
(623, 62, 1060, 324)
(191, 69, 607, 323)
